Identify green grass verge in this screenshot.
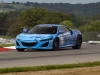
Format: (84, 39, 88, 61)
(0, 44, 14, 48)
(0, 61, 100, 74)
(0, 36, 13, 39)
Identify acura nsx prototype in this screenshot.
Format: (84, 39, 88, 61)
(15, 24, 82, 51)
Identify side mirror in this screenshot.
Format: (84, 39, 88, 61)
(70, 30, 73, 35)
(58, 30, 64, 34)
(23, 28, 28, 33)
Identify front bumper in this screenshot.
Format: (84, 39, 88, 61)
(15, 39, 53, 50)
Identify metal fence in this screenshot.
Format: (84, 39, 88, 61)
(82, 31, 100, 42)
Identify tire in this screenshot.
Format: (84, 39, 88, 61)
(16, 48, 25, 52)
(52, 38, 59, 51)
(72, 35, 82, 49)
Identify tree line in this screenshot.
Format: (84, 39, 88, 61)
(1, 2, 100, 16)
(0, 8, 100, 37)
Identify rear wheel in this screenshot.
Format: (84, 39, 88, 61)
(16, 48, 25, 52)
(72, 35, 82, 49)
(52, 38, 59, 51)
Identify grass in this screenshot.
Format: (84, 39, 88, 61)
(0, 61, 100, 74)
(0, 44, 14, 48)
(0, 35, 13, 39)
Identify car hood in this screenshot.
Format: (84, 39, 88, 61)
(16, 33, 55, 41)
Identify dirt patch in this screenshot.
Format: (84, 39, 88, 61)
(1, 66, 100, 75)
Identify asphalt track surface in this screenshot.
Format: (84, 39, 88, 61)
(0, 43, 100, 68)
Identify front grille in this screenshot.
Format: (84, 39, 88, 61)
(41, 42, 49, 47)
(21, 42, 37, 47)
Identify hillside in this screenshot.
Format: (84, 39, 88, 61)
(0, 2, 100, 16)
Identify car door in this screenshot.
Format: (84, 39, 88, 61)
(65, 27, 76, 45)
(58, 26, 71, 46)
(63, 27, 72, 45)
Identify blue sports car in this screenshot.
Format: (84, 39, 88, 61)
(15, 24, 82, 51)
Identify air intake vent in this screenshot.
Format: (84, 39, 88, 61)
(41, 42, 49, 47)
(16, 41, 20, 46)
(21, 42, 37, 47)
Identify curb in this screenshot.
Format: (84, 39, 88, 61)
(0, 46, 16, 52)
(4, 46, 16, 49)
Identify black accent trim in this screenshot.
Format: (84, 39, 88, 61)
(41, 42, 49, 47)
(16, 41, 20, 46)
(21, 42, 37, 47)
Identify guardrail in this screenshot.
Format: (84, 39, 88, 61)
(87, 41, 100, 44)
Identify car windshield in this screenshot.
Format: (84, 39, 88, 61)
(28, 25, 58, 34)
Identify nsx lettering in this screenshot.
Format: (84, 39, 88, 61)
(59, 37, 64, 45)
(59, 32, 70, 37)
(63, 32, 70, 35)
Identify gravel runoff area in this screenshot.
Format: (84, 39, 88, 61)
(1, 66, 100, 75)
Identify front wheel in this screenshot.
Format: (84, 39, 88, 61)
(16, 48, 25, 52)
(72, 35, 82, 49)
(52, 38, 59, 51)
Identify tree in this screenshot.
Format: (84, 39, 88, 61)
(0, 13, 8, 35)
(8, 21, 23, 37)
(12, 1, 15, 4)
(79, 24, 91, 33)
(79, 20, 100, 33)
(20, 8, 49, 27)
(20, 8, 72, 27)
(88, 21, 100, 32)
(16, 2, 20, 4)
(60, 20, 74, 28)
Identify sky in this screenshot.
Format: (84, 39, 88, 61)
(3, 0, 100, 4)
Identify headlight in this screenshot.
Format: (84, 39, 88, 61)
(15, 36, 20, 40)
(41, 38, 52, 41)
(15, 37, 19, 40)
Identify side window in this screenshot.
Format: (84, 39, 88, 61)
(58, 26, 69, 32)
(58, 26, 63, 31)
(63, 27, 69, 32)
